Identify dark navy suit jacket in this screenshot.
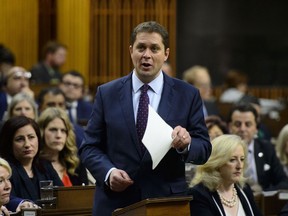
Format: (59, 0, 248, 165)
(79, 72, 211, 215)
(10, 160, 63, 202)
(76, 99, 93, 124)
(253, 138, 288, 191)
(30, 62, 62, 84)
(189, 183, 262, 216)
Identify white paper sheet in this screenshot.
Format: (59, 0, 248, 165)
(142, 105, 173, 169)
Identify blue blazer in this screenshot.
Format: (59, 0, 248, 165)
(189, 183, 262, 216)
(68, 99, 93, 125)
(79, 72, 211, 216)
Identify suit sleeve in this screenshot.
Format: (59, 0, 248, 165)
(186, 89, 212, 165)
(79, 87, 115, 186)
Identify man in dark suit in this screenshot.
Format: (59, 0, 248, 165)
(228, 103, 288, 192)
(30, 41, 67, 85)
(182, 65, 219, 118)
(59, 70, 93, 126)
(79, 21, 212, 215)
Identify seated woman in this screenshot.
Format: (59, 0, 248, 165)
(0, 157, 40, 214)
(5, 92, 38, 120)
(205, 115, 228, 141)
(189, 134, 262, 216)
(276, 124, 288, 177)
(0, 92, 38, 133)
(37, 107, 88, 186)
(0, 116, 63, 202)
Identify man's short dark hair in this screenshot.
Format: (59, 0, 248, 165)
(61, 70, 85, 85)
(0, 44, 15, 65)
(130, 21, 169, 50)
(42, 41, 67, 59)
(227, 103, 259, 126)
(37, 87, 65, 107)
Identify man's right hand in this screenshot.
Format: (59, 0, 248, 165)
(109, 169, 134, 192)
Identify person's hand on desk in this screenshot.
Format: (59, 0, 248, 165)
(171, 126, 191, 151)
(109, 169, 134, 192)
(16, 201, 40, 212)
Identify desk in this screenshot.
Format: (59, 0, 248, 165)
(255, 191, 288, 216)
(41, 185, 95, 216)
(112, 196, 192, 216)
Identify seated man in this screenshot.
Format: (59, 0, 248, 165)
(59, 70, 93, 126)
(228, 103, 288, 192)
(0, 66, 34, 120)
(30, 41, 67, 85)
(183, 65, 219, 117)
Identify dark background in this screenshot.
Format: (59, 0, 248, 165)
(177, 0, 288, 86)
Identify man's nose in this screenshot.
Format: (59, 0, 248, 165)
(143, 49, 152, 58)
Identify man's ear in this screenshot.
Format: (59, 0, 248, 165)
(129, 45, 133, 55)
(164, 48, 170, 61)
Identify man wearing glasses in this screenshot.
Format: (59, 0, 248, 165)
(0, 66, 34, 120)
(59, 70, 93, 126)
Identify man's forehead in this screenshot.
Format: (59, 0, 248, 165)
(232, 111, 256, 122)
(45, 93, 65, 101)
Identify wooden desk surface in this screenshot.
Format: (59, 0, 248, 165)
(40, 185, 95, 216)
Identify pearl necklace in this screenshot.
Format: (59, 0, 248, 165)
(217, 187, 237, 208)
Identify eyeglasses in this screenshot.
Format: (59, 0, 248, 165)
(62, 81, 83, 89)
(8, 71, 32, 79)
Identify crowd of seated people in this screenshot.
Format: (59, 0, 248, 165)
(0, 42, 95, 213)
(1, 41, 288, 215)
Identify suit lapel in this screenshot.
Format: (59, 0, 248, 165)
(253, 139, 265, 180)
(157, 74, 174, 120)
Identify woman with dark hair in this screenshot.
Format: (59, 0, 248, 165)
(205, 115, 228, 141)
(0, 116, 63, 202)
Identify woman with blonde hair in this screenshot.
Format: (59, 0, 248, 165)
(0, 157, 12, 215)
(276, 124, 288, 177)
(37, 107, 87, 186)
(189, 134, 262, 216)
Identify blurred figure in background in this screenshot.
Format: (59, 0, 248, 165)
(59, 70, 93, 126)
(161, 61, 173, 77)
(183, 65, 219, 117)
(0, 44, 15, 88)
(275, 124, 288, 177)
(220, 70, 248, 103)
(30, 41, 67, 85)
(205, 115, 228, 141)
(0, 66, 34, 121)
(5, 92, 38, 121)
(0, 92, 38, 133)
